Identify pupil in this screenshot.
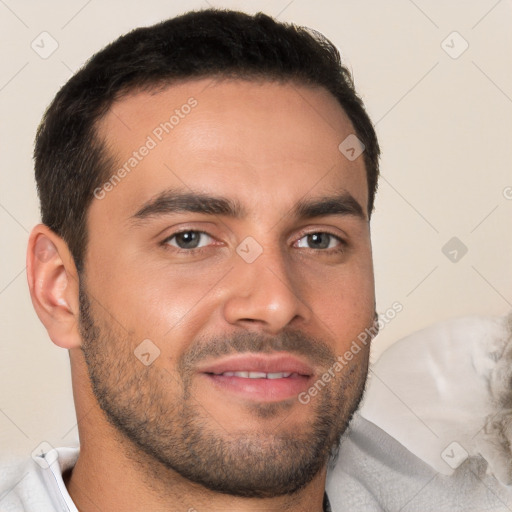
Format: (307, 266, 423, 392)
(177, 231, 199, 248)
(308, 233, 329, 249)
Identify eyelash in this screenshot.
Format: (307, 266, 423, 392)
(161, 229, 347, 255)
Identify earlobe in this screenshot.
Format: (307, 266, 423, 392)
(27, 224, 82, 349)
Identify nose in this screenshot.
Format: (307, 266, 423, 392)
(221, 246, 311, 334)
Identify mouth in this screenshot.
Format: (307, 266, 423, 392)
(209, 371, 300, 379)
(197, 353, 315, 403)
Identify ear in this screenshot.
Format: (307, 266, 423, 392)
(27, 224, 82, 349)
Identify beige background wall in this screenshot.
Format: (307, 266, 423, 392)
(1, 0, 511, 458)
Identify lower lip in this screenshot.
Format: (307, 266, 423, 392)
(202, 373, 312, 402)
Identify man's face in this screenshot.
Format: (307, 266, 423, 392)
(80, 78, 375, 497)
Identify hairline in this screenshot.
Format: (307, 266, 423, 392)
(92, 73, 371, 205)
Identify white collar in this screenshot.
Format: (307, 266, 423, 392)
(36, 446, 79, 512)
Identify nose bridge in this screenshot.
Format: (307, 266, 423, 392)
(221, 240, 309, 332)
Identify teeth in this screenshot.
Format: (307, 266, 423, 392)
(267, 372, 292, 379)
(219, 371, 293, 379)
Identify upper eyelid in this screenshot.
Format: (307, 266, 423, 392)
(162, 227, 215, 240)
(298, 229, 343, 238)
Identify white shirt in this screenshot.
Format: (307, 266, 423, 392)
(0, 446, 78, 512)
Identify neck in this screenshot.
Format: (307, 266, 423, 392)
(64, 433, 328, 512)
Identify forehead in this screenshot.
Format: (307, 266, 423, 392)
(93, 78, 368, 223)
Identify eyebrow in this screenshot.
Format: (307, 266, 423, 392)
(132, 190, 244, 220)
(132, 189, 366, 222)
(294, 194, 366, 221)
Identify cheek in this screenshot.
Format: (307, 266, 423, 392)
(300, 257, 375, 350)
(89, 253, 231, 347)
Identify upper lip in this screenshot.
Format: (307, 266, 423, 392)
(197, 353, 314, 376)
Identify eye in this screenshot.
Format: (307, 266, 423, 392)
(164, 230, 214, 250)
(295, 232, 344, 250)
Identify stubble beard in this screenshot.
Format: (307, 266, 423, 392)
(78, 283, 369, 498)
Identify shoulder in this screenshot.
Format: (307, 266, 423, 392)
(327, 413, 434, 512)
